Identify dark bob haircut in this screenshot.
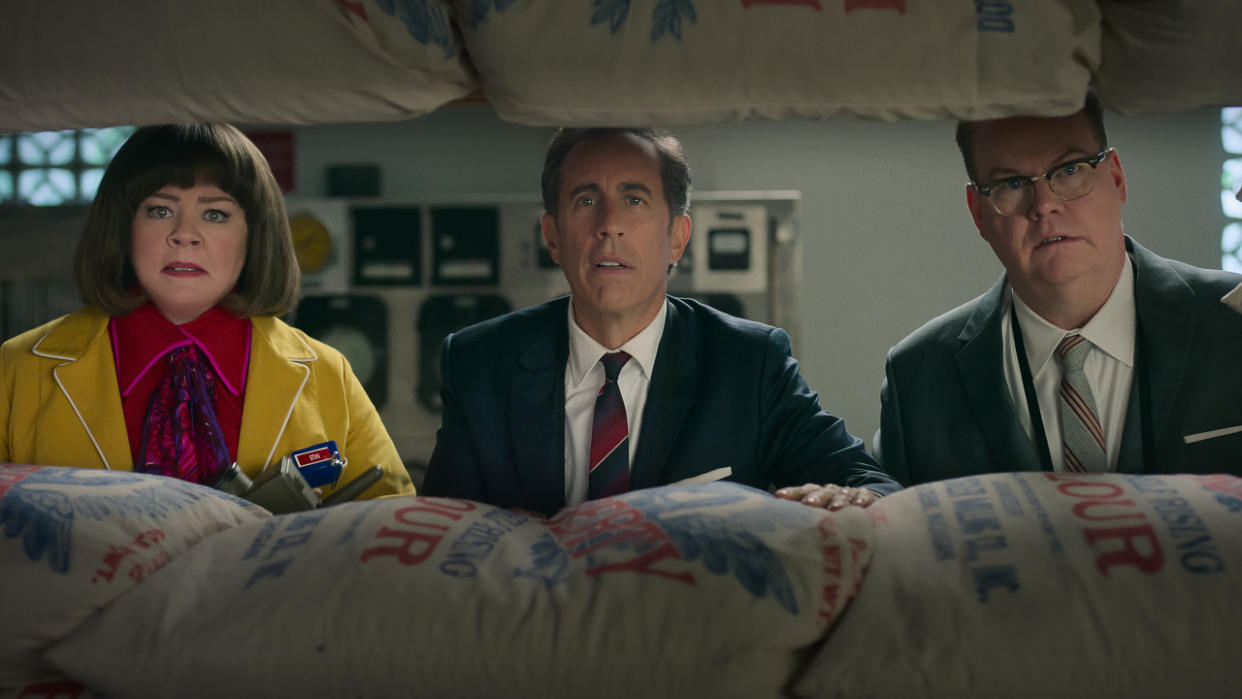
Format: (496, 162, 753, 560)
(74, 123, 299, 317)
(955, 90, 1109, 183)
(540, 127, 692, 222)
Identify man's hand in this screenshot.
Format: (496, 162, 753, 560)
(774, 483, 879, 510)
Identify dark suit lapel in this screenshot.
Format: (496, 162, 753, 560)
(1116, 375, 1144, 472)
(955, 278, 1043, 471)
(1128, 238, 1195, 464)
(508, 303, 569, 515)
(630, 299, 698, 490)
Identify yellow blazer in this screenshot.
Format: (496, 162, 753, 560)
(0, 306, 414, 499)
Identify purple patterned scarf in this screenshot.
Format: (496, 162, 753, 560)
(136, 344, 231, 485)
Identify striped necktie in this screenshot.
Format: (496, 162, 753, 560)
(1056, 334, 1107, 473)
(588, 351, 631, 499)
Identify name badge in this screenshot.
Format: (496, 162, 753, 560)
(291, 441, 345, 488)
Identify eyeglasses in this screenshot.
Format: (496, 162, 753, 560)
(971, 148, 1114, 217)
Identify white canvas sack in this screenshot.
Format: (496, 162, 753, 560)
(452, 0, 1099, 125)
(50, 483, 874, 699)
(0, 465, 269, 690)
(792, 472, 1242, 698)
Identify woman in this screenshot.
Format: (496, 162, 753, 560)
(0, 124, 414, 500)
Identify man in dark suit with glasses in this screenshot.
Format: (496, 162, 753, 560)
(878, 91, 1242, 484)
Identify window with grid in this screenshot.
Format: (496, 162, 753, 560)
(0, 127, 135, 206)
(1222, 108, 1242, 273)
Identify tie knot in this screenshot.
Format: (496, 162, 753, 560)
(1056, 334, 1090, 371)
(170, 344, 198, 363)
(600, 351, 631, 381)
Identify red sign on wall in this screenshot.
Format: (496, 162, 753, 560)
(244, 130, 296, 193)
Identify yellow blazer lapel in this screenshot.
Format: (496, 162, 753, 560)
(33, 308, 131, 469)
(237, 317, 316, 471)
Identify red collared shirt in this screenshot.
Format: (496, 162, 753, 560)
(110, 303, 251, 466)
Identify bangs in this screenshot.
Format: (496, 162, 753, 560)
(117, 129, 260, 216)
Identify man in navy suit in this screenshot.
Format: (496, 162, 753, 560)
(879, 92, 1242, 485)
(423, 127, 898, 516)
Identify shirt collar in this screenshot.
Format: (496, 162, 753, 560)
(1011, 254, 1136, 375)
(566, 297, 667, 389)
(110, 302, 252, 397)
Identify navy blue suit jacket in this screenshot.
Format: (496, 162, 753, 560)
(424, 295, 898, 515)
(880, 237, 1242, 485)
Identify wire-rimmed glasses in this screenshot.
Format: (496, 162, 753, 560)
(971, 148, 1114, 217)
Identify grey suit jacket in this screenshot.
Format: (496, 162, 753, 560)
(880, 237, 1242, 486)
(424, 295, 899, 515)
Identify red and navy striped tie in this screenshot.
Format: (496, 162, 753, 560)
(588, 351, 631, 499)
(1057, 334, 1107, 473)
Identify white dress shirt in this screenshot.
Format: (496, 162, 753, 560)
(1001, 255, 1137, 471)
(562, 299, 666, 507)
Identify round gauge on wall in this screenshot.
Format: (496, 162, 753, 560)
(292, 295, 388, 409)
(316, 324, 376, 387)
(289, 213, 335, 274)
(415, 294, 511, 413)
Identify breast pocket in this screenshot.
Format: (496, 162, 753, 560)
(1181, 425, 1242, 474)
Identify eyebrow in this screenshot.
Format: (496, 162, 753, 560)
(147, 191, 238, 205)
(568, 182, 655, 199)
(982, 147, 1095, 182)
(618, 182, 653, 196)
(568, 183, 602, 200)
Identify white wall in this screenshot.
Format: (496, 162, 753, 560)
(288, 105, 1229, 450)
